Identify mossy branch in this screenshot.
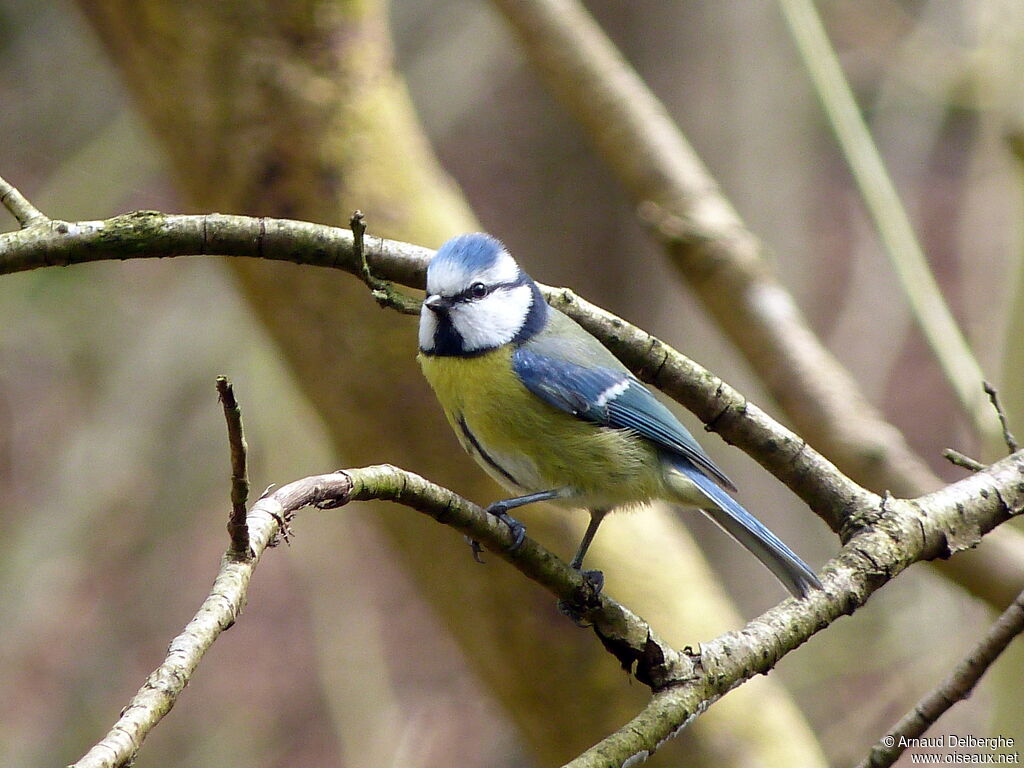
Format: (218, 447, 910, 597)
(567, 451, 1024, 767)
(68, 463, 685, 768)
(0, 185, 1017, 536)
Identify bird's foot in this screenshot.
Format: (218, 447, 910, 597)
(484, 501, 527, 551)
(557, 568, 604, 626)
(580, 569, 604, 594)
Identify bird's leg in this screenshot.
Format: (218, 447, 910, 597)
(484, 489, 563, 552)
(568, 508, 609, 593)
(557, 508, 610, 624)
(569, 508, 608, 569)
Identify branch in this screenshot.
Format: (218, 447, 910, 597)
(216, 376, 250, 559)
(0, 209, 1009, 539)
(0, 174, 48, 228)
(70, 450, 1024, 768)
(70, 465, 686, 768)
(854, 586, 1024, 768)
(942, 383, 1018, 471)
(70, 473, 353, 768)
(563, 452, 1024, 768)
(943, 448, 986, 473)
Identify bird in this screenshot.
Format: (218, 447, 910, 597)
(417, 232, 821, 598)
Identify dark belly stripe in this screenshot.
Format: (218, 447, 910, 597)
(458, 415, 521, 488)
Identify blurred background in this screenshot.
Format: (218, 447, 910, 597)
(2, 0, 1023, 766)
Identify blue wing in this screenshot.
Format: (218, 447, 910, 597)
(512, 346, 736, 491)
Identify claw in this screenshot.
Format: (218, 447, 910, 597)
(485, 502, 527, 552)
(580, 569, 604, 594)
(464, 536, 485, 564)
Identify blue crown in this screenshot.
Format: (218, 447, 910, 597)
(432, 233, 507, 275)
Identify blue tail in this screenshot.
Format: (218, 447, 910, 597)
(670, 460, 821, 598)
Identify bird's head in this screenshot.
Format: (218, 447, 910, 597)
(418, 233, 548, 356)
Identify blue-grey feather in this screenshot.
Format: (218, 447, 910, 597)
(512, 348, 620, 416)
(512, 344, 735, 490)
(669, 458, 821, 598)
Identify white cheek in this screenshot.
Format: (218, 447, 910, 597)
(452, 287, 531, 351)
(418, 306, 437, 351)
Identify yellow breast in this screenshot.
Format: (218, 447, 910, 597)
(418, 349, 664, 508)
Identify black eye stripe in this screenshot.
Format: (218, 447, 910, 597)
(451, 278, 522, 303)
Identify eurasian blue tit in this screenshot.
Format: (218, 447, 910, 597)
(417, 233, 821, 598)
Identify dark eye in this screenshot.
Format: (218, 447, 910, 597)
(469, 282, 488, 298)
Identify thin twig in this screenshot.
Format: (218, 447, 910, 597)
(69, 473, 353, 768)
(216, 376, 250, 559)
(984, 381, 1019, 454)
(942, 449, 986, 473)
(0, 174, 48, 228)
(351, 210, 421, 314)
(854, 587, 1024, 768)
(69, 465, 687, 768)
(778, 0, 1000, 444)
